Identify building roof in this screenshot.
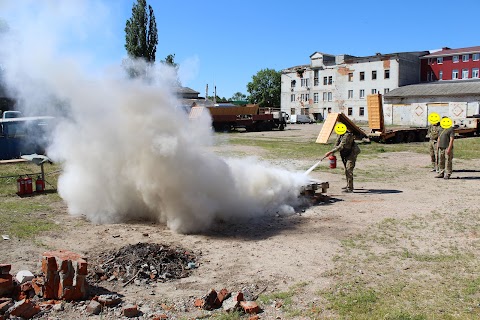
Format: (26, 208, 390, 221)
(384, 80, 480, 98)
(421, 46, 480, 58)
(175, 86, 200, 95)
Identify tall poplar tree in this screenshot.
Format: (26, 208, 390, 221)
(124, 0, 158, 77)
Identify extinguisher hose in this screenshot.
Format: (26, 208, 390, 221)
(304, 156, 326, 175)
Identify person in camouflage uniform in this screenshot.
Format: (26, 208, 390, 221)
(426, 121, 440, 172)
(324, 130, 361, 193)
(435, 123, 455, 179)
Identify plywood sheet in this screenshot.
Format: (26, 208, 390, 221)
(316, 113, 339, 144)
(316, 112, 368, 144)
(367, 94, 384, 132)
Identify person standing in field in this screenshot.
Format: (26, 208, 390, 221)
(435, 118, 455, 180)
(324, 129, 361, 193)
(427, 121, 441, 172)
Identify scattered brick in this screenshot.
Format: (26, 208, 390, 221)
(240, 301, 260, 314)
(249, 315, 260, 320)
(233, 291, 244, 302)
(0, 298, 12, 313)
(122, 304, 139, 318)
(216, 288, 230, 305)
(0, 265, 11, 275)
(8, 299, 40, 319)
(0, 274, 14, 297)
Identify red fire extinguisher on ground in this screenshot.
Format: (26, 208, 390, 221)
(24, 177, 33, 195)
(17, 176, 25, 195)
(329, 155, 337, 169)
(36, 176, 45, 193)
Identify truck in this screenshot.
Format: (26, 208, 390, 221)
(0, 111, 55, 160)
(367, 94, 480, 143)
(189, 104, 289, 132)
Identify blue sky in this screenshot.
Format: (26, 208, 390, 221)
(2, 0, 480, 99)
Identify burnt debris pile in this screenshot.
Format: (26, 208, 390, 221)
(88, 243, 198, 286)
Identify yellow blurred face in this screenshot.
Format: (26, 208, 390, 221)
(428, 112, 440, 125)
(335, 123, 347, 135)
(440, 117, 452, 129)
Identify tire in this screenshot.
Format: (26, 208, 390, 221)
(394, 132, 404, 143)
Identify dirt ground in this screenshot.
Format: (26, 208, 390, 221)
(2, 123, 480, 319)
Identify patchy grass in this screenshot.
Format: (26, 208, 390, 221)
(258, 282, 308, 317)
(223, 135, 480, 161)
(317, 209, 480, 319)
(0, 162, 62, 238)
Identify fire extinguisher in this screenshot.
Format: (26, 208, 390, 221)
(24, 177, 33, 195)
(36, 176, 45, 193)
(17, 176, 25, 195)
(329, 155, 337, 169)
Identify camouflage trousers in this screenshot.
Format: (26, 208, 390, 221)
(438, 147, 453, 176)
(342, 156, 357, 190)
(429, 140, 438, 169)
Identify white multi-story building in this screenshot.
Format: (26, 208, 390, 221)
(281, 51, 428, 122)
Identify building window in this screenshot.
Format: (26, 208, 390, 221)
(348, 90, 353, 99)
(347, 107, 353, 116)
(473, 68, 479, 78)
(359, 107, 365, 116)
(462, 69, 469, 79)
(371, 89, 377, 94)
(348, 73, 353, 82)
(291, 80, 296, 88)
(314, 70, 319, 86)
(301, 78, 309, 87)
(290, 94, 295, 102)
(327, 92, 332, 101)
(384, 88, 390, 94)
(372, 70, 377, 80)
(384, 69, 390, 79)
(328, 76, 333, 85)
(314, 92, 319, 103)
(453, 55, 459, 63)
(300, 94, 305, 101)
(463, 54, 469, 62)
(437, 57, 443, 64)
(428, 58, 432, 65)
(360, 72, 365, 81)
(452, 69, 459, 79)
(291, 108, 296, 115)
(306, 94, 310, 101)
(439, 70, 443, 80)
(359, 89, 365, 99)
(323, 77, 328, 85)
(473, 53, 480, 61)
(323, 92, 327, 101)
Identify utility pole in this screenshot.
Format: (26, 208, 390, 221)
(214, 86, 217, 105)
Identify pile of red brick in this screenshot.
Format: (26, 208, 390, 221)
(0, 250, 88, 319)
(194, 288, 261, 317)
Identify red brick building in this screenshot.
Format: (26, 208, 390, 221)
(421, 46, 480, 82)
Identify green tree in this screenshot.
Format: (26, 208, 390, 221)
(161, 54, 181, 86)
(230, 92, 247, 101)
(124, 0, 158, 77)
(247, 68, 281, 108)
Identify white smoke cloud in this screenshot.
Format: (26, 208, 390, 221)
(0, 1, 311, 233)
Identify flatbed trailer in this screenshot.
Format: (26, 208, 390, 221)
(367, 94, 430, 143)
